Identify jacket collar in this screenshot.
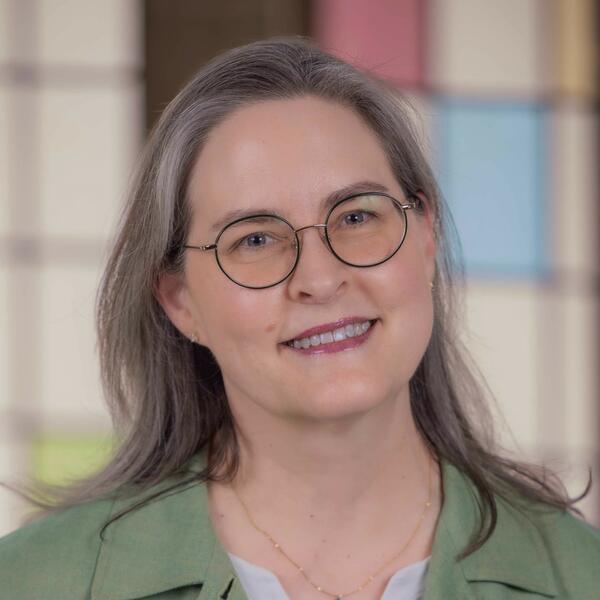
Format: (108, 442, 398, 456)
(91, 450, 558, 600)
(422, 462, 558, 599)
(91, 451, 237, 600)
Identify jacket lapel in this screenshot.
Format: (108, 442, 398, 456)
(91, 451, 559, 599)
(423, 461, 559, 599)
(90, 452, 239, 599)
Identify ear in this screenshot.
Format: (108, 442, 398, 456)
(154, 271, 205, 344)
(414, 191, 437, 283)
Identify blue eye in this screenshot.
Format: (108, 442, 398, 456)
(243, 233, 268, 247)
(342, 211, 375, 226)
(231, 232, 281, 252)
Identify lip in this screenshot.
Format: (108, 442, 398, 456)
(282, 316, 376, 344)
(282, 318, 378, 354)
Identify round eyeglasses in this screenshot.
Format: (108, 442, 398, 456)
(183, 191, 421, 289)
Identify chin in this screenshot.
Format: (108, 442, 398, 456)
(293, 383, 397, 422)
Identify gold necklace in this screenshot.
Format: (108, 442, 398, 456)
(232, 457, 433, 599)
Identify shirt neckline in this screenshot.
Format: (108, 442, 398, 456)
(227, 550, 432, 597)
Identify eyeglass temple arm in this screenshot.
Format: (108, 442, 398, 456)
(182, 243, 217, 252)
(401, 194, 421, 211)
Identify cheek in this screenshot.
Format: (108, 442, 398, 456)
(191, 279, 279, 355)
(375, 248, 428, 309)
(373, 255, 433, 362)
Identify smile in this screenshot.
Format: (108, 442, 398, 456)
(283, 319, 378, 354)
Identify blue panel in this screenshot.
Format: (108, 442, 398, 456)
(436, 100, 548, 279)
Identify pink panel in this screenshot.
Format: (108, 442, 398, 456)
(312, 0, 426, 87)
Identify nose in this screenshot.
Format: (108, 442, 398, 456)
(286, 224, 347, 302)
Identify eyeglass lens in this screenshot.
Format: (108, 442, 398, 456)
(215, 194, 407, 288)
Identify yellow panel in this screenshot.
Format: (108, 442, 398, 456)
(31, 434, 115, 487)
(550, 108, 599, 275)
(556, 0, 598, 97)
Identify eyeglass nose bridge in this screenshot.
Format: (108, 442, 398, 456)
(294, 222, 327, 235)
(291, 222, 330, 253)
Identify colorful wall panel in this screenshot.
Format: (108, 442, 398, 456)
(0, 0, 598, 536)
(438, 101, 547, 278)
(313, 0, 425, 86)
(0, 0, 142, 536)
(314, 0, 599, 523)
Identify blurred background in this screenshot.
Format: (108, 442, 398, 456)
(0, 0, 598, 535)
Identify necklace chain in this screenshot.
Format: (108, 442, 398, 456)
(232, 458, 433, 599)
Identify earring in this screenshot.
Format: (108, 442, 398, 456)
(429, 281, 434, 291)
(190, 333, 199, 344)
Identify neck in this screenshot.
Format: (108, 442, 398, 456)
(210, 387, 443, 568)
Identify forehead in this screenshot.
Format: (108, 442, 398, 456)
(187, 96, 399, 224)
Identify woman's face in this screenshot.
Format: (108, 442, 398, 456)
(157, 96, 436, 424)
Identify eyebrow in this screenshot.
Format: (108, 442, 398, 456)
(209, 180, 391, 234)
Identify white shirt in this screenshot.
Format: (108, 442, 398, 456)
(228, 552, 430, 600)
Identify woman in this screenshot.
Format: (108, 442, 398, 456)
(0, 37, 598, 600)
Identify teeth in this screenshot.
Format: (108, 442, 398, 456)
(289, 320, 373, 349)
(321, 331, 334, 344)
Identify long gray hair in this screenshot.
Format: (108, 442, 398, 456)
(12, 36, 590, 560)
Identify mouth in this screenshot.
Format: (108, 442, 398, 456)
(281, 318, 379, 351)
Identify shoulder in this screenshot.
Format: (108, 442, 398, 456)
(499, 493, 600, 597)
(0, 495, 116, 599)
(532, 503, 600, 579)
(0, 460, 212, 600)
(436, 461, 600, 598)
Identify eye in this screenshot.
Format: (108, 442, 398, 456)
(236, 232, 273, 249)
(341, 210, 375, 226)
(245, 233, 268, 247)
(229, 231, 290, 253)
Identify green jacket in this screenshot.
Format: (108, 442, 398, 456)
(1, 451, 599, 599)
